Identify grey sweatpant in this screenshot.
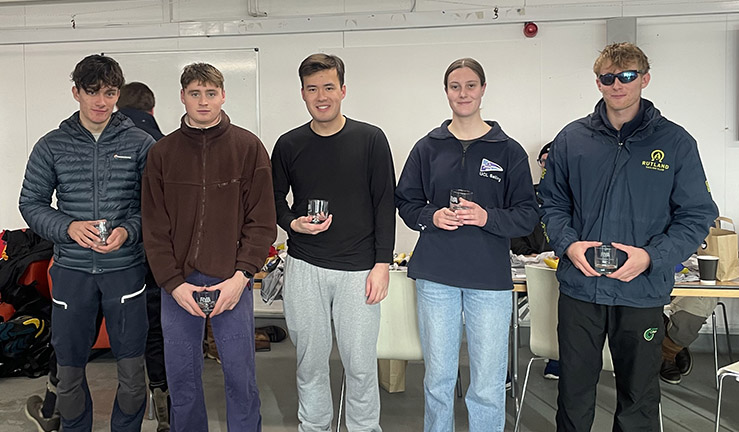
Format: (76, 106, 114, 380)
(283, 256, 382, 432)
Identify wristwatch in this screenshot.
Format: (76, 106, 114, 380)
(239, 269, 252, 279)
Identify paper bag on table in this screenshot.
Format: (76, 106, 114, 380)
(698, 216, 739, 281)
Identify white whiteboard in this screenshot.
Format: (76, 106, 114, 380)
(105, 49, 260, 136)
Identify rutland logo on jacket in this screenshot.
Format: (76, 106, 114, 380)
(480, 158, 503, 182)
(642, 149, 670, 172)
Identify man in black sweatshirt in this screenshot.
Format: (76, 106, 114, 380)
(272, 53, 395, 432)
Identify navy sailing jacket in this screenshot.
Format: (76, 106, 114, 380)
(19, 112, 155, 274)
(539, 99, 718, 308)
(395, 120, 539, 290)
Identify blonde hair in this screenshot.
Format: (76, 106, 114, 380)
(593, 42, 650, 75)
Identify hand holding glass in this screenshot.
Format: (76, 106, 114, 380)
(193, 290, 220, 315)
(95, 220, 112, 245)
(450, 189, 474, 211)
(307, 199, 330, 224)
(594, 245, 618, 274)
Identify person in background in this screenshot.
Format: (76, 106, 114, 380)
(20, 54, 155, 431)
(395, 57, 538, 432)
(511, 142, 559, 380)
(539, 42, 718, 431)
(118, 81, 165, 140)
(117, 81, 169, 431)
(510, 142, 553, 257)
(142, 63, 275, 431)
(272, 53, 395, 432)
(660, 296, 717, 384)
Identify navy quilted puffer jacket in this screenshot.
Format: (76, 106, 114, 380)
(19, 111, 155, 274)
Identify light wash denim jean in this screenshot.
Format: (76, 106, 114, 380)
(416, 279, 511, 432)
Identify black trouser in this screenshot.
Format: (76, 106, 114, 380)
(50, 264, 148, 432)
(556, 293, 663, 432)
(144, 267, 167, 391)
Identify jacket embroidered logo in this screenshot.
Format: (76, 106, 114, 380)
(643, 327, 658, 341)
(651, 149, 665, 162)
(480, 158, 503, 172)
(642, 149, 670, 172)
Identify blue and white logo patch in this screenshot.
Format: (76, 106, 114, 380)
(480, 158, 503, 182)
(480, 158, 503, 172)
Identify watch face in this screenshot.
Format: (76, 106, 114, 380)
(193, 290, 220, 315)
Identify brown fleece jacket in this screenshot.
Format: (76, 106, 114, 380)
(142, 112, 276, 293)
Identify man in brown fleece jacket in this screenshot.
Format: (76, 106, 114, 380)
(142, 62, 276, 432)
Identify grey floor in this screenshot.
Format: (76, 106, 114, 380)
(1, 321, 738, 431)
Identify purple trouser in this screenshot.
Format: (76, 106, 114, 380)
(161, 271, 261, 432)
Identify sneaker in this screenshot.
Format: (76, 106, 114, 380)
(25, 395, 60, 432)
(544, 360, 560, 380)
(675, 347, 692, 376)
(506, 374, 512, 391)
(152, 388, 170, 432)
(659, 359, 682, 385)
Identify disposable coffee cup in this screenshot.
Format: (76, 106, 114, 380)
(697, 255, 719, 285)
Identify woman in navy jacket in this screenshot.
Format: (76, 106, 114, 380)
(395, 58, 538, 432)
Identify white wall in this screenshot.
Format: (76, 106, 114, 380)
(1, 0, 738, 330)
(0, 45, 27, 230)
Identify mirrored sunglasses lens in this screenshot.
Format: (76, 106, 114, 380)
(599, 74, 616, 86)
(618, 71, 638, 83)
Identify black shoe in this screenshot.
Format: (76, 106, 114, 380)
(544, 359, 560, 380)
(660, 359, 682, 385)
(256, 325, 287, 343)
(25, 395, 60, 432)
(675, 347, 692, 376)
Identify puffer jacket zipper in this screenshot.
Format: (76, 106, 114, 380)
(92, 131, 100, 272)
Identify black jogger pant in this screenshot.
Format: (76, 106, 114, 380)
(556, 293, 664, 432)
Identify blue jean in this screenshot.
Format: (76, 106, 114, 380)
(416, 279, 511, 432)
(161, 271, 261, 432)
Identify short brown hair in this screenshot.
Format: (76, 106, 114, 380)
(593, 42, 650, 75)
(298, 53, 345, 87)
(180, 63, 224, 90)
(117, 82, 155, 111)
(444, 58, 486, 90)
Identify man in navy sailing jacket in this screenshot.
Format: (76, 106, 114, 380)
(539, 42, 717, 431)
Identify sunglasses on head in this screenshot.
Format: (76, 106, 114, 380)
(598, 70, 643, 86)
